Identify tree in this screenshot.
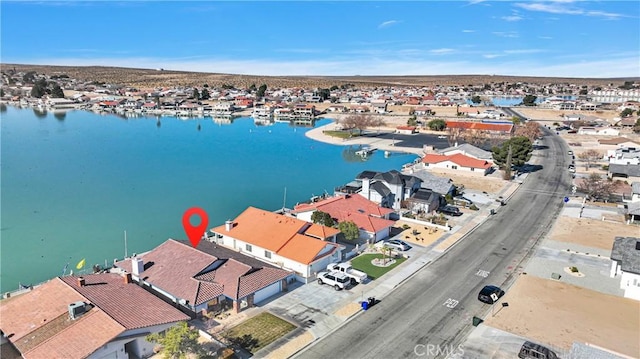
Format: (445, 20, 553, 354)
(330, 85, 339, 91)
(492, 136, 533, 172)
(514, 121, 542, 143)
(192, 88, 200, 100)
(200, 88, 210, 100)
(146, 322, 204, 359)
(317, 88, 331, 101)
(256, 84, 267, 98)
(578, 173, 614, 201)
(407, 115, 417, 126)
(577, 149, 603, 170)
(50, 84, 65, 98)
(338, 221, 360, 241)
(428, 118, 446, 131)
(634, 119, 640, 134)
(511, 116, 522, 125)
(470, 95, 481, 104)
(311, 210, 336, 227)
(30, 82, 46, 98)
(620, 108, 634, 118)
(22, 71, 37, 84)
(521, 95, 537, 106)
(340, 114, 385, 136)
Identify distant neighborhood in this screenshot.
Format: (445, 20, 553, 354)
(2, 68, 640, 359)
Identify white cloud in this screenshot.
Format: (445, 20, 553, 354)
(538, 36, 553, 40)
(462, 29, 476, 33)
(8, 51, 638, 78)
(378, 20, 400, 29)
(502, 15, 523, 22)
(429, 48, 455, 54)
(515, 2, 625, 19)
(503, 49, 545, 55)
(492, 31, 519, 38)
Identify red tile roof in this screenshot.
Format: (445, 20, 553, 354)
(446, 120, 514, 133)
(422, 153, 492, 169)
(0, 275, 188, 359)
(292, 195, 395, 233)
(396, 126, 417, 131)
(211, 207, 340, 265)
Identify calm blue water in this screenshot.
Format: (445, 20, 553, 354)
(0, 107, 417, 292)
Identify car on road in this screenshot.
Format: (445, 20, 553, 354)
(383, 239, 411, 252)
(568, 165, 576, 173)
(437, 205, 463, 216)
(317, 271, 351, 291)
(478, 285, 505, 304)
(437, 135, 447, 139)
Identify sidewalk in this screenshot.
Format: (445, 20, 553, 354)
(253, 181, 523, 359)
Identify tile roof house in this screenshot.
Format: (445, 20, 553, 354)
(420, 153, 493, 175)
(445, 120, 514, 134)
(609, 236, 640, 301)
(114, 239, 291, 315)
(291, 194, 396, 242)
(0, 273, 189, 359)
(210, 207, 343, 282)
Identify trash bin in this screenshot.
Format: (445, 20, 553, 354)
(490, 209, 496, 215)
(368, 297, 376, 307)
(361, 301, 369, 311)
(472, 316, 483, 327)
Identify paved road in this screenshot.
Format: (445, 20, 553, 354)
(296, 127, 571, 359)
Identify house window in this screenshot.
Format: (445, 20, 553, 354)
(245, 244, 252, 252)
(470, 168, 475, 171)
(452, 165, 458, 170)
(265, 251, 272, 259)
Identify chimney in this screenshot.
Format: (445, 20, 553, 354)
(225, 220, 233, 231)
(132, 257, 144, 276)
(454, 142, 458, 147)
(77, 277, 85, 287)
(362, 178, 371, 199)
(123, 273, 132, 284)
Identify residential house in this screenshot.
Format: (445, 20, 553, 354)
(326, 105, 347, 113)
(631, 182, 640, 202)
(598, 137, 640, 149)
(608, 163, 640, 183)
(396, 126, 417, 134)
(0, 273, 189, 359)
(210, 207, 342, 282)
(371, 101, 388, 114)
(445, 120, 514, 135)
(45, 97, 76, 109)
(609, 236, 640, 300)
(437, 143, 494, 161)
(354, 170, 422, 210)
(291, 194, 396, 242)
(420, 153, 493, 175)
(406, 169, 456, 197)
(114, 239, 291, 315)
(607, 147, 640, 165)
(615, 117, 639, 128)
(213, 101, 235, 115)
(414, 106, 432, 116)
(577, 126, 620, 136)
(405, 188, 443, 214)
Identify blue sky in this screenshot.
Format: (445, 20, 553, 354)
(1, 1, 639, 77)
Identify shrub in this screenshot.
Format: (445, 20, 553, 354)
(402, 224, 411, 230)
(570, 266, 579, 273)
(469, 204, 479, 211)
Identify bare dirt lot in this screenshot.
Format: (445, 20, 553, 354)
(514, 107, 621, 123)
(485, 275, 640, 357)
(548, 216, 638, 251)
(393, 220, 445, 247)
(428, 170, 508, 194)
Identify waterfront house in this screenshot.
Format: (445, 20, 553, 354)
(609, 236, 640, 301)
(114, 239, 291, 315)
(406, 169, 456, 197)
(420, 153, 493, 175)
(0, 273, 189, 359)
(210, 207, 343, 282)
(350, 170, 422, 211)
(291, 194, 396, 243)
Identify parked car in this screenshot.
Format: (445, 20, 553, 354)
(317, 271, 351, 291)
(437, 135, 447, 139)
(568, 165, 576, 173)
(327, 262, 368, 284)
(478, 285, 505, 304)
(383, 239, 411, 252)
(437, 205, 463, 216)
(518, 341, 558, 359)
(567, 150, 574, 155)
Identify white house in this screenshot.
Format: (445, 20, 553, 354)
(420, 153, 493, 175)
(610, 236, 640, 301)
(578, 127, 620, 136)
(211, 207, 342, 282)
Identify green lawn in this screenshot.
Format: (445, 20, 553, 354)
(222, 312, 296, 354)
(351, 253, 407, 280)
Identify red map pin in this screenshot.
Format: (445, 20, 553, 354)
(182, 207, 208, 248)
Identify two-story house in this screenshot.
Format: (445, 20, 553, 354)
(210, 207, 342, 282)
(355, 170, 422, 210)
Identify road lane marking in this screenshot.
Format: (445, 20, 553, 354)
(476, 269, 490, 278)
(444, 298, 459, 308)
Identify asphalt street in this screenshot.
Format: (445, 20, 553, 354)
(296, 126, 572, 359)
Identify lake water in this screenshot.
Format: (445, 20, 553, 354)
(0, 107, 417, 293)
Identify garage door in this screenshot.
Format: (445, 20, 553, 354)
(253, 281, 281, 304)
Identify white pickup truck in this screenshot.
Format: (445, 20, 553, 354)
(327, 262, 368, 284)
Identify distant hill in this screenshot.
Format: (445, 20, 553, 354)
(3, 63, 637, 89)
